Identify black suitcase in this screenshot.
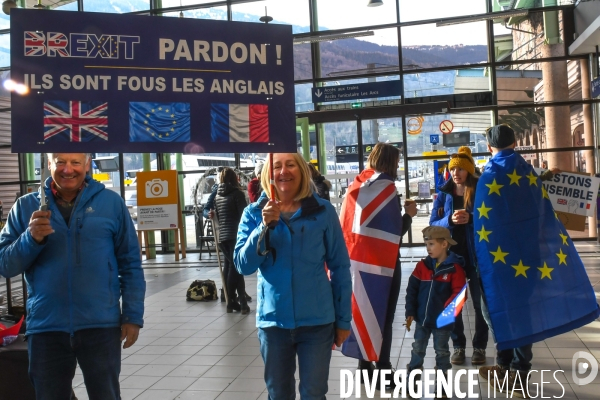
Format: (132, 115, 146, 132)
(0, 334, 36, 400)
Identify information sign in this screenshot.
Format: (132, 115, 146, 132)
(312, 80, 402, 103)
(137, 170, 180, 230)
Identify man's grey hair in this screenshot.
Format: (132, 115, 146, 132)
(46, 153, 92, 162)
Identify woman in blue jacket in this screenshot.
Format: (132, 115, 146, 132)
(235, 153, 351, 400)
(429, 146, 489, 366)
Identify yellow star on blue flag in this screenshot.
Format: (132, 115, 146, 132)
(477, 202, 492, 219)
(526, 171, 538, 186)
(477, 225, 492, 242)
(485, 179, 504, 196)
(511, 260, 530, 278)
(556, 249, 567, 265)
(507, 169, 522, 186)
(490, 245, 509, 263)
(538, 262, 554, 280)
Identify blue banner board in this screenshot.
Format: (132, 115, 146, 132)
(10, 9, 295, 153)
(312, 80, 402, 103)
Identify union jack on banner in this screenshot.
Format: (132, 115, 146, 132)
(25, 31, 46, 56)
(44, 100, 108, 142)
(340, 169, 403, 361)
(48, 32, 68, 57)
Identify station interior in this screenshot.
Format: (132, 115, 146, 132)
(1, 1, 600, 399)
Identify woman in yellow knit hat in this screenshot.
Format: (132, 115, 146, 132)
(429, 146, 489, 366)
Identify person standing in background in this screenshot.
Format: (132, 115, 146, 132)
(429, 146, 489, 366)
(214, 167, 250, 314)
(247, 161, 264, 203)
(307, 163, 332, 201)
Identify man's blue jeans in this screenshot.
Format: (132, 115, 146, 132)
(451, 265, 489, 350)
(258, 323, 335, 400)
(28, 327, 122, 400)
(480, 290, 533, 371)
(407, 323, 452, 372)
(497, 345, 533, 372)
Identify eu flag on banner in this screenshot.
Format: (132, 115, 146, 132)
(129, 102, 190, 142)
(211, 103, 269, 143)
(44, 100, 108, 142)
(437, 282, 467, 328)
(339, 170, 402, 361)
(474, 149, 599, 350)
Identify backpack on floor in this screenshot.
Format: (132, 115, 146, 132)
(186, 280, 218, 301)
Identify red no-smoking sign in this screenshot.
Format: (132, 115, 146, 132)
(439, 120, 454, 134)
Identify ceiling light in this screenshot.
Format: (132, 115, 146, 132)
(293, 31, 374, 44)
(367, 0, 383, 7)
(436, 9, 528, 27)
(2, 0, 17, 15)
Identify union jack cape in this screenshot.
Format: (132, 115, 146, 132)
(340, 169, 402, 361)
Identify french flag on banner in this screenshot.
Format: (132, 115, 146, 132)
(211, 103, 269, 143)
(436, 282, 468, 328)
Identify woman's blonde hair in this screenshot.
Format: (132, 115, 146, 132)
(366, 143, 400, 179)
(260, 153, 313, 201)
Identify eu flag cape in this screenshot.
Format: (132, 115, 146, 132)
(474, 149, 599, 350)
(339, 170, 402, 361)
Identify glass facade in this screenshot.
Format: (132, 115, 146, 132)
(0, 0, 597, 248)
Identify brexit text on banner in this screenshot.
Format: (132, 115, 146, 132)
(539, 171, 600, 217)
(474, 150, 599, 351)
(436, 283, 467, 328)
(129, 102, 190, 143)
(10, 9, 295, 153)
(44, 100, 108, 142)
(210, 103, 269, 143)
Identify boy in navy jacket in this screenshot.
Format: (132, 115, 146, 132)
(405, 226, 466, 396)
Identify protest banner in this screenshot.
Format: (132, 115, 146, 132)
(10, 9, 295, 154)
(541, 171, 600, 218)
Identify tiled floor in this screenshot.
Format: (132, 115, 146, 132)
(73, 242, 600, 400)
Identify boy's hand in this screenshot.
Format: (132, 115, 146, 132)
(335, 328, 351, 347)
(405, 316, 414, 332)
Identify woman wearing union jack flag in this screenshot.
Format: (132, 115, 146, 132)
(339, 143, 416, 390)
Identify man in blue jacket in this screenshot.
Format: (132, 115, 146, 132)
(0, 153, 145, 400)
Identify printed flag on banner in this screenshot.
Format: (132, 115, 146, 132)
(24, 31, 46, 56)
(437, 282, 468, 328)
(474, 149, 600, 350)
(129, 102, 190, 143)
(340, 170, 402, 361)
(43, 100, 108, 142)
(211, 103, 269, 143)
